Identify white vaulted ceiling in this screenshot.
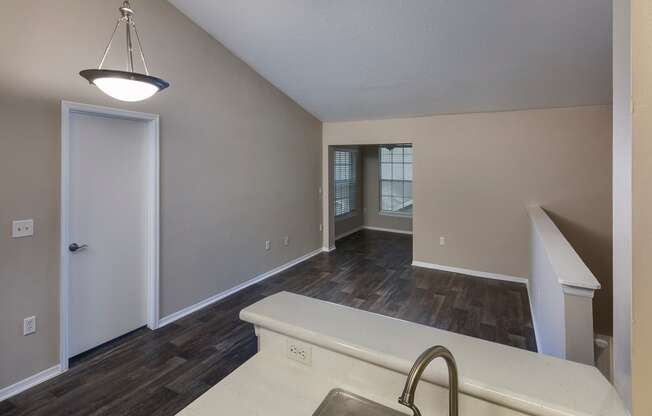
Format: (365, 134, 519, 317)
(169, 0, 612, 122)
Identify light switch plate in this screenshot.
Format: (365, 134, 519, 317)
(23, 316, 36, 336)
(12, 219, 34, 238)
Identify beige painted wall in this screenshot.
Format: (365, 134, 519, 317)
(323, 106, 612, 336)
(334, 211, 363, 239)
(0, 0, 321, 390)
(630, 0, 652, 413)
(361, 146, 413, 232)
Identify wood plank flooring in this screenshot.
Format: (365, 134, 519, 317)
(0, 229, 536, 416)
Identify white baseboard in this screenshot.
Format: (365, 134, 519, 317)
(411, 260, 528, 285)
(335, 226, 364, 241)
(363, 226, 412, 235)
(0, 364, 62, 402)
(158, 248, 325, 327)
(594, 333, 613, 382)
(322, 245, 336, 252)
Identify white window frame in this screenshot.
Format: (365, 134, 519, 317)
(379, 145, 413, 218)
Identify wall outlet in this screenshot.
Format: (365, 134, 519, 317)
(23, 316, 36, 336)
(265, 240, 271, 251)
(284, 236, 290, 246)
(440, 236, 446, 246)
(12, 219, 34, 238)
(286, 338, 312, 365)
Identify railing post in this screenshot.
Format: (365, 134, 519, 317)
(527, 205, 601, 366)
(562, 285, 596, 365)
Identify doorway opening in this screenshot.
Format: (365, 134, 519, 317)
(328, 144, 413, 250)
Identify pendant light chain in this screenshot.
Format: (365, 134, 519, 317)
(98, 18, 122, 70)
(96, 1, 150, 75)
(125, 12, 135, 72)
(131, 20, 150, 75)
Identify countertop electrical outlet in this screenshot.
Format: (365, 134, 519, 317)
(286, 338, 312, 365)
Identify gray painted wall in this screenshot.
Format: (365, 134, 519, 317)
(0, 0, 321, 390)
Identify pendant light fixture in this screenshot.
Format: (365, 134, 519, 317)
(80, 1, 169, 102)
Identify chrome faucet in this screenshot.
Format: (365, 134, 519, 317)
(398, 346, 459, 416)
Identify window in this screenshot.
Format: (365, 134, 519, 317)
(380, 145, 413, 216)
(334, 149, 356, 217)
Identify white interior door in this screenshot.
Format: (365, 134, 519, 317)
(68, 111, 150, 357)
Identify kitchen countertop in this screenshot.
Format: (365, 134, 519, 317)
(177, 350, 358, 416)
(177, 292, 628, 416)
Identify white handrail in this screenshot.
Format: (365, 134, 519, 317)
(528, 206, 601, 291)
(527, 205, 600, 365)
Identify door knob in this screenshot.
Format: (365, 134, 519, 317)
(68, 243, 88, 252)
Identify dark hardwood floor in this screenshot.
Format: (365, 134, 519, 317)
(0, 229, 535, 416)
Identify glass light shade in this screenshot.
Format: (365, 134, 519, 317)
(80, 69, 169, 102)
(93, 77, 159, 102)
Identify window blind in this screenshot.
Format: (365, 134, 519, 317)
(334, 150, 356, 216)
(379, 146, 413, 215)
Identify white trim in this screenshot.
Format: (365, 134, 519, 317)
(0, 365, 62, 402)
(335, 225, 413, 241)
(322, 245, 336, 252)
(594, 333, 614, 382)
(411, 260, 528, 285)
(60, 101, 160, 372)
(158, 248, 324, 327)
(148, 115, 161, 330)
(527, 206, 600, 290)
(525, 280, 542, 353)
(335, 226, 364, 241)
(378, 210, 412, 219)
(561, 284, 596, 298)
(334, 225, 412, 246)
(364, 226, 413, 235)
(334, 211, 360, 222)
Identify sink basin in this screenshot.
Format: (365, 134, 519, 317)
(313, 389, 407, 416)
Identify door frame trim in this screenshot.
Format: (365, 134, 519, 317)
(60, 101, 160, 371)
